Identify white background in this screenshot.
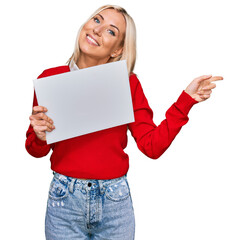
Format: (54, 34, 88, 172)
(1, 0, 247, 239)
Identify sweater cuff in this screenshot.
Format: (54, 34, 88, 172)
(175, 90, 198, 115)
(35, 136, 48, 146)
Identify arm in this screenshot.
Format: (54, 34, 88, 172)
(128, 74, 198, 159)
(25, 71, 55, 158)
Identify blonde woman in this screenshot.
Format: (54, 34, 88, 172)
(25, 5, 223, 240)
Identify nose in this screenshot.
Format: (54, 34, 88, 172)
(93, 25, 103, 36)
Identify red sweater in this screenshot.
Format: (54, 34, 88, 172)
(25, 65, 198, 179)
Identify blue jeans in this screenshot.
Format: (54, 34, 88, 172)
(45, 172, 135, 240)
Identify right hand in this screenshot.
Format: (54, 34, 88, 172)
(29, 106, 55, 142)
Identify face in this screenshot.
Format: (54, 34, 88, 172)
(78, 8, 126, 62)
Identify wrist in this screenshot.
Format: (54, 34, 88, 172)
(184, 89, 192, 97)
(35, 135, 48, 146)
(174, 91, 198, 115)
(184, 90, 198, 102)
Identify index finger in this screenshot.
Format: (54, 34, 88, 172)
(209, 76, 224, 82)
(32, 106, 48, 114)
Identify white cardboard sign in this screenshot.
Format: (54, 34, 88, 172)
(33, 60, 134, 144)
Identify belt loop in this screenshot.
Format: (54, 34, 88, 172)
(98, 180, 104, 195)
(69, 178, 76, 193)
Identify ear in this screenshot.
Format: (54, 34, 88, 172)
(111, 47, 123, 58)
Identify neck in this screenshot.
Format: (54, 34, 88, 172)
(76, 53, 110, 69)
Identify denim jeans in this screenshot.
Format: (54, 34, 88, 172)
(45, 172, 135, 240)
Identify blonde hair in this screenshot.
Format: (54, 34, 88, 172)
(66, 5, 136, 75)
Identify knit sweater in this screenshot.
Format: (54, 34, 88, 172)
(25, 65, 198, 179)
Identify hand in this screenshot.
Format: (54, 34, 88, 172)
(29, 106, 55, 141)
(185, 75, 223, 102)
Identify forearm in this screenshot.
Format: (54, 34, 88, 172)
(130, 90, 198, 159)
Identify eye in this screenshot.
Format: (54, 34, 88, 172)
(93, 17, 100, 23)
(108, 30, 115, 36)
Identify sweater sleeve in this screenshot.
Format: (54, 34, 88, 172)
(25, 71, 54, 158)
(128, 74, 198, 159)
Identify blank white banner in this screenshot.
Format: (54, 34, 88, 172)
(33, 60, 134, 144)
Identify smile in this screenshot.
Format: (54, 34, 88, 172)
(86, 34, 100, 46)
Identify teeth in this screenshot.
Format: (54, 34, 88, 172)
(87, 35, 99, 46)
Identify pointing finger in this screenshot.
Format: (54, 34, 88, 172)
(209, 76, 224, 82)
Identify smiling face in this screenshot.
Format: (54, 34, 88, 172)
(78, 8, 126, 63)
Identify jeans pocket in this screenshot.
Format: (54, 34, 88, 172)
(105, 178, 130, 202)
(48, 177, 69, 201)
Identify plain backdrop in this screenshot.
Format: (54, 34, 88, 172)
(1, 0, 247, 239)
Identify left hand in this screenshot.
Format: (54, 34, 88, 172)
(185, 75, 223, 102)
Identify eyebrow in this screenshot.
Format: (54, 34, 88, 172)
(97, 13, 120, 33)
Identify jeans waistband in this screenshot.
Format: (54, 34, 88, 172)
(52, 171, 127, 195)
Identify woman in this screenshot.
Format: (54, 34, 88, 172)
(25, 4, 223, 240)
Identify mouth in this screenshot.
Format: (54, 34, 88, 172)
(86, 34, 100, 46)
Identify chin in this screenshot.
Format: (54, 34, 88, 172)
(79, 41, 94, 55)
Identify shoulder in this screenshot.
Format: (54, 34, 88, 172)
(129, 72, 138, 80)
(129, 72, 142, 89)
(37, 65, 70, 79)
(129, 72, 145, 98)
(129, 72, 140, 85)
